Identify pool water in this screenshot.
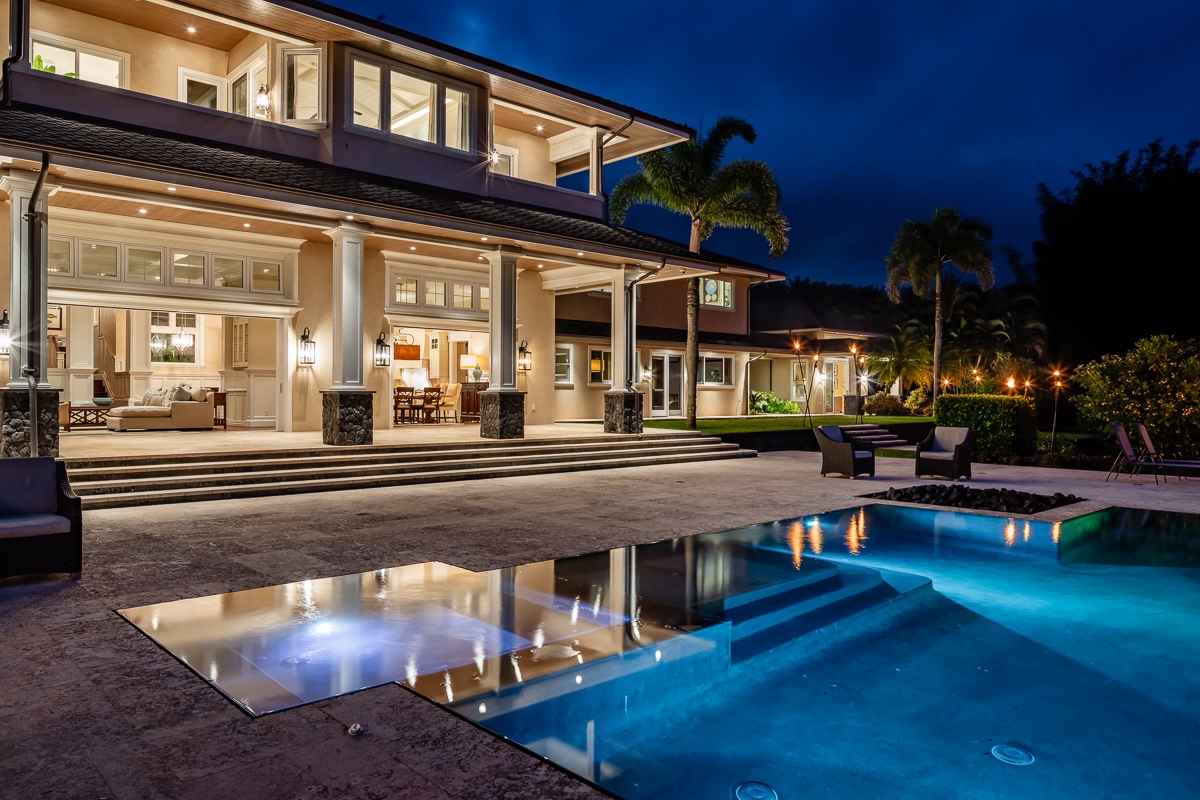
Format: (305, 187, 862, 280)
(121, 504, 1200, 798)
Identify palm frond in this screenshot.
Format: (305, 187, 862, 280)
(700, 116, 756, 175)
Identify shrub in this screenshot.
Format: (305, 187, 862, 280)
(905, 386, 932, 413)
(934, 394, 1037, 457)
(750, 390, 800, 415)
(1074, 335, 1200, 457)
(864, 392, 908, 416)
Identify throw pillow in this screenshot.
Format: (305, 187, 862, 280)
(141, 389, 153, 406)
(148, 389, 170, 407)
(190, 387, 209, 403)
(172, 386, 193, 402)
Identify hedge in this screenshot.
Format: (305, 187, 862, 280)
(934, 394, 1037, 457)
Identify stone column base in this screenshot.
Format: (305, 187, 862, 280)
(480, 391, 525, 439)
(321, 390, 374, 446)
(1, 387, 62, 458)
(603, 391, 643, 434)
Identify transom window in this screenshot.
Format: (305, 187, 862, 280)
(31, 31, 127, 89)
(699, 356, 733, 386)
(348, 51, 472, 153)
(387, 268, 489, 316)
(453, 283, 473, 309)
(394, 277, 418, 305)
(701, 278, 734, 309)
(425, 280, 446, 307)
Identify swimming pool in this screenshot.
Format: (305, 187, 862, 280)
(121, 503, 1200, 798)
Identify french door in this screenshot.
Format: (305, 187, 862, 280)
(650, 354, 683, 417)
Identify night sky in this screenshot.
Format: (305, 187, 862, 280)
(336, 0, 1200, 287)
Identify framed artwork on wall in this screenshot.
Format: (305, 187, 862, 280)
(47, 306, 63, 331)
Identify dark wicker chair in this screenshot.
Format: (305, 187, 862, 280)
(815, 425, 875, 478)
(916, 426, 975, 480)
(0, 458, 82, 580)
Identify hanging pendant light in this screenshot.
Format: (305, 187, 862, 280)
(171, 327, 194, 354)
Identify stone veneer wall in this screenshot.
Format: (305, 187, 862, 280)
(480, 392, 524, 439)
(321, 391, 374, 446)
(603, 391, 643, 434)
(1, 388, 61, 458)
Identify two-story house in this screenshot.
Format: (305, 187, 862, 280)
(0, 0, 783, 452)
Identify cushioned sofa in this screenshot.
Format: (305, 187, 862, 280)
(107, 386, 215, 432)
(0, 457, 82, 580)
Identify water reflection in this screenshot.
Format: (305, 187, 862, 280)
(786, 521, 805, 568)
(844, 508, 868, 555)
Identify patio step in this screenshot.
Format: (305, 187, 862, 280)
(66, 433, 755, 509)
(839, 424, 907, 448)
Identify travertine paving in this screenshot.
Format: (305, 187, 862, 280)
(1, 453, 1197, 799)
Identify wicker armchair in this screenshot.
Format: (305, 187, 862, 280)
(0, 458, 82, 580)
(815, 425, 875, 478)
(916, 426, 975, 480)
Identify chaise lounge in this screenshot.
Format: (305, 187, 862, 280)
(0, 457, 82, 580)
(107, 387, 215, 432)
(916, 426, 974, 480)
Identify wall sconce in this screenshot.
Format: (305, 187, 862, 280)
(0, 309, 9, 356)
(374, 331, 392, 367)
(255, 85, 271, 116)
(517, 340, 532, 372)
(298, 327, 316, 366)
(642, 366, 652, 383)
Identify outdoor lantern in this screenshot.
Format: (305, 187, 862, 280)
(642, 366, 652, 383)
(374, 331, 392, 367)
(517, 340, 532, 372)
(171, 328, 194, 354)
(0, 309, 9, 357)
(298, 327, 316, 366)
(255, 85, 271, 114)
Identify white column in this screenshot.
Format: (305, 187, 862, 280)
(2, 169, 56, 388)
(324, 221, 370, 391)
(610, 266, 643, 393)
(484, 247, 521, 392)
(64, 305, 95, 402)
(588, 127, 607, 197)
(126, 310, 153, 400)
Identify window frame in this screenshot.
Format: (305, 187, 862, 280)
(169, 249, 209, 289)
(47, 236, 74, 277)
(589, 348, 613, 385)
(278, 45, 326, 128)
(393, 275, 420, 305)
(150, 311, 205, 366)
(699, 277, 735, 310)
(424, 278, 447, 308)
(212, 253, 249, 292)
(177, 67, 227, 111)
(125, 244, 166, 285)
(249, 259, 284, 295)
(30, 30, 129, 90)
(697, 355, 734, 386)
(227, 46, 269, 120)
(491, 143, 519, 177)
(554, 344, 573, 385)
(344, 48, 476, 156)
(77, 239, 122, 282)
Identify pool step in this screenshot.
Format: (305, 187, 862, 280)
(65, 432, 756, 509)
(729, 563, 931, 662)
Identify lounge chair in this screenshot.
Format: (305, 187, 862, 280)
(916, 426, 974, 480)
(1133, 423, 1200, 482)
(815, 425, 875, 478)
(0, 457, 82, 580)
(1107, 423, 1158, 483)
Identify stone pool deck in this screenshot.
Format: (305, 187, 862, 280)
(1, 453, 1198, 799)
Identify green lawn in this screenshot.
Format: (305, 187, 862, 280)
(638, 416, 929, 435)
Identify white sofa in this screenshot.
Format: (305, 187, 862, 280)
(107, 393, 215, 432)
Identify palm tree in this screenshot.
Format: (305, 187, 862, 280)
(610, 116, 789, 429)
(885, 207, 994, 404)
(867, 326, 931, 393)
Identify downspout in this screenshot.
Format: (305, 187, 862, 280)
(2, 0, 27, 108)
(600, 115, 636, 225)
(624, 258, 664, 393)
(743, 351, 767, 415)
(22, 152, 49, 457)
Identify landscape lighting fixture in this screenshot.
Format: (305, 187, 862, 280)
(298, 327, 316, 365)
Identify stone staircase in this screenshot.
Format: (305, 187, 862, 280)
(63, 432, 754, 509)
(839, 423, 909, 449)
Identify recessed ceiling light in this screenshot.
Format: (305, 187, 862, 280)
(346, 215, 354, 220)
(535, 125, 543, 132)
(166, 186, 176, 192)
(537, 264, 543, 268)
(243, 223, 250, 227)
(410, 246, 416, 250)
(138, 209, 147, 213)
(478, 256, 484, 261)
(577, 251, 583, 256)
(187, 26, 196, 33)
(481, 237, 488, 241)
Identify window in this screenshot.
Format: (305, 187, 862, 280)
(390, 70, 435, 142)
(214, 257, 245, 289)
(48, 238, 71, 275)
(425, 280, 446, 307)
(701, 278, 733, 308)
(491, 143, 518, 177)
(352, 59, 382, 129)
(395, 276, 418, 305)
(181, 72, 224, 110)
(479, 286, 490, 310)
(252, 261, 281, 293)
(127, 248, 163, 282)
(792, 361, 807, 401)
(31, 32, 127, 88)
(555, 345, 572, 384)
(80, 242, 118, 279)
(589, 349, 612, 384)
(231, 319, 249, 368)
(282, 48, 322, 123)
(231, 72, 248, 117)
(150, 311, 202, 365)
(699, 356, 733, 385)
(172, 252, 206, 286)
(453, 283, 473, 309)
(228, 51, 269, 120)
(347, 50, 472, 153)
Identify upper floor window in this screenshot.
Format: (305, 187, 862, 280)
(31, 31, 127, 89)
(348, 51, 473, 153)
(229, 48, 269, 120)
(701, 278, 734, 309)
(282, 47, 324, 125)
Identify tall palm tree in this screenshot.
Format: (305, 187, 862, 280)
(885, 207, 994, 404)
(867, 326, 931, 393)
(610, 116, 789, 429)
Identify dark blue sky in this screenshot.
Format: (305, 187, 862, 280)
(338, 0, 1200, 287)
